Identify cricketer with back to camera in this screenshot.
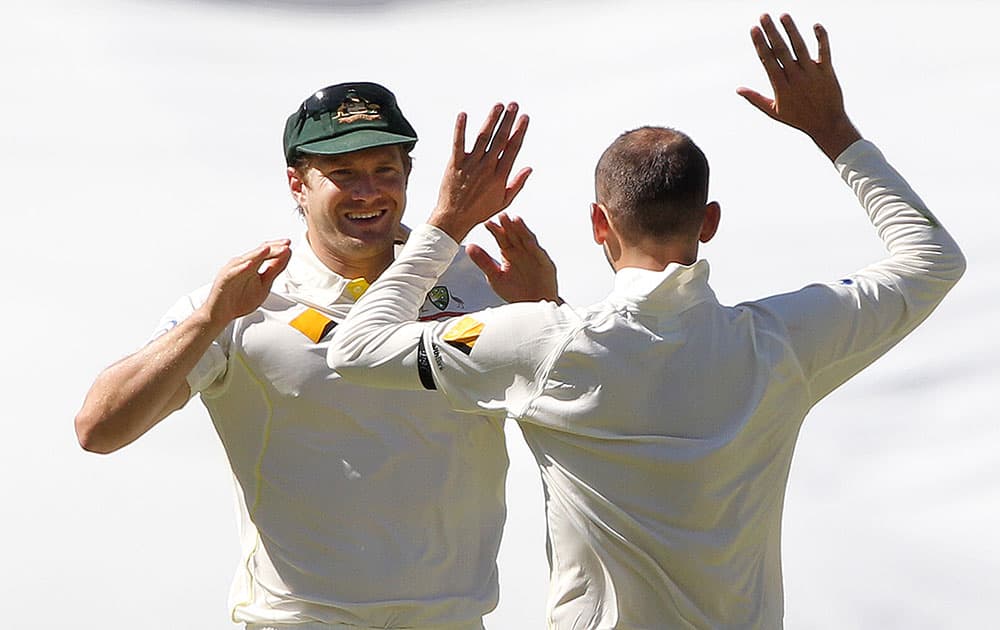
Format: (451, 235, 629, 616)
(327, 13, 966, 629)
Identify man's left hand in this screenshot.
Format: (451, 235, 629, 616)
(736, 13, 861, 160)
(467, 213, 560, 303)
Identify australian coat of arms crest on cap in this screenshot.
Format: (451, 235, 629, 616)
(428, 286, 450, 310)
(335, 92, 382, 124)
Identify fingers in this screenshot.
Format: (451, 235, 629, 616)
(499, 213, 524, 245)
(494, 214, 549, 265)
(759, 14, 795, 68)
(236, 239, 290, 270)
(503, 166, 533, 208)
(263, 238, 292, 253)
(465, 102, 528, 167)
(815, 23, 832, 66)
(505, 215, 553, 267)
(465, 243, 502, 280)
(486, 214, 531, 257)
(452, 112, 468, 160)
(489, 103, 520, 158)
(779, 14, 811, 63)
(470, 103, 504, 156)
(209, 240, 291, 322)
(498, 113, 529, 173)
(484, 219, 511, 250)
(430, 101, 531, 242)
(758, 13, 821, 69)
(503, 215, 537, 257)
(749, 24, 785, 89)
(259, 246, 292, 288)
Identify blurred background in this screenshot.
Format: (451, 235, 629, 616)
(2, 0, 997, 627)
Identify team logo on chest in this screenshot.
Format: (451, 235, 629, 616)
(427, 286, 451, 310)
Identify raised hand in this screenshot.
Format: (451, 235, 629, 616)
(466, 212, 560, 303)
(429, 102, 532, 242)
(736, 13, 861, 160)
(203, 239, 292, 324)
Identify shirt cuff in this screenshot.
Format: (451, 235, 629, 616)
(408, 223, 462, 263)
(834, 138, 877, 171)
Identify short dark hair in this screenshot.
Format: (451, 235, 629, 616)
(595, 127, 710, 241)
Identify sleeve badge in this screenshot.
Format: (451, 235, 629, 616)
(442, 315, 485, 355)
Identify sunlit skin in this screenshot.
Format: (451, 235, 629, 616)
(288, 145, 410, 282)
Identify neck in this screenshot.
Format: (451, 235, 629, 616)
(612, 239, 699, 273)
(308, 239, 394, 282)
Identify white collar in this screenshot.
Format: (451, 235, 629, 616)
(279, 233, 375, 307)
(609, 259, 717, 316)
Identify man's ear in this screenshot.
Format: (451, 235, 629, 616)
(288, 166, 305, 204)
(699, 201, 721, 244)
(591, 202, 610, 244)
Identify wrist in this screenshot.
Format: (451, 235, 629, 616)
(191, 302, 236, 337)
(811, 118, 862, 161)
(427, 211, 471, 244)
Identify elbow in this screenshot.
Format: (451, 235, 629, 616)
(327, 340, 385, 386)
(326, 348, 361, 381)
(939, 234, 968, 284)
(953, 249, 968, 282)
(936, 248, 967, 291)
(74, 410, 120, 455)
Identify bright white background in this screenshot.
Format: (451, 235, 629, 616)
(2, 0, 998, 628)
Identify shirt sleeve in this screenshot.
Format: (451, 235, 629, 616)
(748, 139, 966, 402)
(149, 287, 230, 396)
(328, 224, 570, 417)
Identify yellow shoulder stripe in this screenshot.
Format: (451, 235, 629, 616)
(289, 308, 335, 343)
(442, 315, 485, 348)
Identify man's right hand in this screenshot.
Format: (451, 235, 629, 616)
(467, 212, 561, 304)
(736, 13, 862, 160)
(75, 239, 291, 454)
(201, 240, 292, 324)
(429, 102, 532, 243)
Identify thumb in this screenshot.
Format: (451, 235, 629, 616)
(465, 244, 502, 281)
(736, 87, 775, 118)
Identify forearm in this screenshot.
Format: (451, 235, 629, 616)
(329, 224, 459, 385)
(750, 140, 965, 402)
(75, 309, 226, 453)
(837, 140, 966, 283)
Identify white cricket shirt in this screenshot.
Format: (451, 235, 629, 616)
(328, 140, 966, 629)
(156, 239, 509, 629)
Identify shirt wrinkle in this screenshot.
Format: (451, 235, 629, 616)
(326, 140, 965, 629)
(153, 231, 508, 628)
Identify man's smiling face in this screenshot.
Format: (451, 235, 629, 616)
(291, 144, 409, 279)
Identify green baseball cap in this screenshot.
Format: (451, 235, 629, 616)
(283, 82, 418, 166)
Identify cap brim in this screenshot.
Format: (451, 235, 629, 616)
(296, 129, 417, 157)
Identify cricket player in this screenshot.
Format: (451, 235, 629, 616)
(75, 82, 553, 629)
(326, 15, 966, 629)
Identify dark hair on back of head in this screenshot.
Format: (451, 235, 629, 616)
(595, 127, 709, 241)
